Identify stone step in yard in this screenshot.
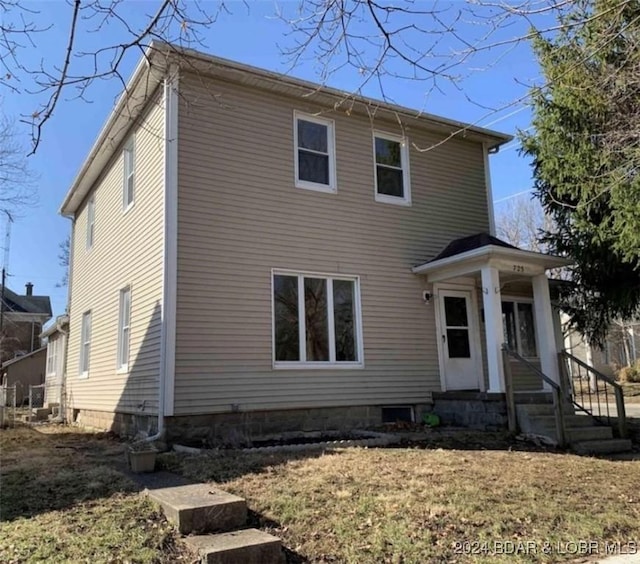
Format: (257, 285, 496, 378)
(148, 484, 247, 534)
(186, 529, 285, 564)
(147, 482, 285, 563)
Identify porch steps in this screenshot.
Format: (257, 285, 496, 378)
(147, 483, 284, 563)
(515, 402, 633, 455)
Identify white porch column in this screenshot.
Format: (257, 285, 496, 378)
(532, 273, 560, 386)
(481, 266, 505, 393)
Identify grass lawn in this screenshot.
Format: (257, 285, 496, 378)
(0, 426, 192, 563)
(161, 432, 640, 563)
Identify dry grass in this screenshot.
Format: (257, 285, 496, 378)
(162, 434, 640, 563)
(0, 426, 192, 563)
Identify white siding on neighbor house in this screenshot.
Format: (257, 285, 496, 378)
(173, 73, 492, 415)
(44, 331, 66, 405)
(66, 91, 165, 415)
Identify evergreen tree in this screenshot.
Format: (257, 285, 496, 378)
(521, 0, 640, 343)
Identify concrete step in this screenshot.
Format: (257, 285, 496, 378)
(186, 528, 284, 564)
(526, 414, 595, 430)
(514, 392, 553, 404)
(526, 423, 613, 443)
(572, 438, 633, 455)
(516, 403, 574, 417)
(148, 484, 247, 535)
(32, 407, 52, 421)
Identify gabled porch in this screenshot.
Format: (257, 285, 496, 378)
(413, 234, 571, 394)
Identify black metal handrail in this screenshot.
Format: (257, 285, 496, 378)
(559, 350, 627, 438)
(502, 345, 567, 447)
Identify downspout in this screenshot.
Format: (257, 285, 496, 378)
(483, 143, 497, 236)
(142, 65, 179, 445)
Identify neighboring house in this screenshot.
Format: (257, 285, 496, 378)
(1, 347, 47, 406)
(0, 283, 52, 364)
(564, 317, 640, 379)
(59, 43, 571, 442)
(41, 314, 69, 407)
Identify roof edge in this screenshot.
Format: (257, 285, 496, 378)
(412, 244, 572, 274)
(59, 42, 513, 216)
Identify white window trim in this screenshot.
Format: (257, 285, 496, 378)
(502, 296, 539, 360)
(86, 195, 95, 250)
(117, 287, 131, 372)
(373, 130, 412, 206)
(123, 136, 136, 212)
(79, 310, 91, 378)
(293, 111, 337, 194)
(271, 268, 364, 369)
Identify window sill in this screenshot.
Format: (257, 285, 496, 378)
(375, 193, 411, 206)
(78, 372, 89, 379)
(123, 201, 135, 215)
(295, 180, 337, 194)
(116, 365, 129, 374)
(274, 362, 364, 370)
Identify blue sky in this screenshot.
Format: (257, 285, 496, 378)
(2, 1, 543, 319)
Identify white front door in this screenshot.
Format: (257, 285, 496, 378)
(438, 289, 481, 390)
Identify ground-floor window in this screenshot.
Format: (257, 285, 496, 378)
(272, 271, 363, 368)
(502, 299, 537, 358)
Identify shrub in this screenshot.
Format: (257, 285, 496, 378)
(618, 361, 640, 383)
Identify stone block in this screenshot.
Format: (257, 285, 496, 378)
(186, 529, 284, 564)
(148, 484, 247, 535)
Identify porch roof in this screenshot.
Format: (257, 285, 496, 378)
(412, 233, 572, 280)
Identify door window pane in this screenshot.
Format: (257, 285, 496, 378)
(304, 277, 329, 361)
(501, 301, 517, 352)
(333, 280, 356, 362)
(517, 303, 538, 357)
(444, 296, 468, 327)
(274, 275, 300, 361)
(447, 329, 471, 358)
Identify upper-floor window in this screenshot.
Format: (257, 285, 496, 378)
(123, 137, 135, 210)
(294, 112, 336, 193)
(373, 132, 411, 206)
(502, 299, 537, 358)
(273, 271, 363, 368)
(86, 195, 95, 249)
(117, 287, 131, 370)
(80, 311, 92, 377)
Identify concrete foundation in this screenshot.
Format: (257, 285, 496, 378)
(432, 391, 508, 431)
(69, 408, 158, 437)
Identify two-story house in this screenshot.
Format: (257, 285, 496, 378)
(60, 43, 572, 443)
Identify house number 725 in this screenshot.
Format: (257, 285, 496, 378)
(512, 265, 525, 273)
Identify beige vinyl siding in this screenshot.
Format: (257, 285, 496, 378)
(174, 72, 491, 415)
(66, 91, 164, 415)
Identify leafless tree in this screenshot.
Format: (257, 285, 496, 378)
(0, 0, 637, 154)
(495, 194, 549, 252)
(0, 111, 36, 213)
